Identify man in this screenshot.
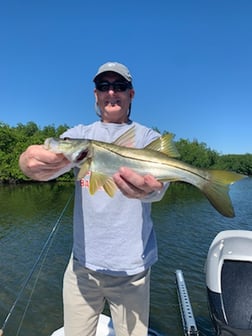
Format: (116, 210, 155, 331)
(19, 62, 168, 336)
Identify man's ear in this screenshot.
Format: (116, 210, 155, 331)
(130, 89, 135, 99)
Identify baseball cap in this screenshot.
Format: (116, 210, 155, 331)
(93, 62, 132, 83)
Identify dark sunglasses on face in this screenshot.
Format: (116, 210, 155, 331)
(95, 81, 132, 92)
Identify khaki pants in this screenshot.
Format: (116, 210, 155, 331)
(63, 256, 150, 336)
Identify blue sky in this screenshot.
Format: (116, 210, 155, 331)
(0, 0, 251, 154)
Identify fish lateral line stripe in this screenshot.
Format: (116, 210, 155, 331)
(95, 146, 175, 167)
(94, 142, 213, 180)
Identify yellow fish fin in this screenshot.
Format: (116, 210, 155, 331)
(89, 172, 117, 197)
(103, 178, 117, 197)
(113, 126, 135, 148)
(77, 160, 91, 180)
(202, 170, 246, 218)
(145, 133, 180, 158)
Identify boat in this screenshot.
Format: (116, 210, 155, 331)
(205, 230, 252, 336)
(50, 313, 161, 336)
(51, 230, 252, 336)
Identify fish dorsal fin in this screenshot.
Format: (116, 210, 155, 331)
(145, 133, 180, 158)
(89, 172, 117, 197)
(113, 126, 135, 148)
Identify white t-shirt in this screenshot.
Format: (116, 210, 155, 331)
(61, 120, 168, 276)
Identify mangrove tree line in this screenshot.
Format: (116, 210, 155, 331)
(0, 121, 251, 183)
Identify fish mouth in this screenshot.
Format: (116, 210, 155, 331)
(75, 149, 89, 162)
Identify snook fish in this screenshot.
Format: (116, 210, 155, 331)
(44, 127, 245, 218)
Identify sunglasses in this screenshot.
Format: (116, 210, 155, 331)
(95, 81, 132, 92)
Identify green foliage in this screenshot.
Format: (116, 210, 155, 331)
(174, 137, 252, 174)
(0, 121, 251, 183)
(214, 154, 252, 175)
(175, 138, 219, 168)
(0, 121, 72, 183)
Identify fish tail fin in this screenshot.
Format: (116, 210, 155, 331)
(202, 170, 246, 217)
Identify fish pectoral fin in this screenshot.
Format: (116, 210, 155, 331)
(76, 161, 91, 180)
(145, 134, 180, 158)
(89, 172, 117, 197)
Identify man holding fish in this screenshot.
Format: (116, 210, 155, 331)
(19, 62, 169, 336)
(19, 61, 244, 336)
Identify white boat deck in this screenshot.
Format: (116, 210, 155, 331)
(51, 313, 160, 336)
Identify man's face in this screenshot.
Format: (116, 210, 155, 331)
(94, 72, 134, 123)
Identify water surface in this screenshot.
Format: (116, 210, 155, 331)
(0, 178, 251, 336)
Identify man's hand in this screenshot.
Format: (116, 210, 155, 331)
(19, 145, 70, 181)
(113, 167, 163, 199)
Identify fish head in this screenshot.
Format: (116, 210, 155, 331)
(44, 138, 92, 166)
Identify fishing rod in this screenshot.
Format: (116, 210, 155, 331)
(0, 191, 74, 336)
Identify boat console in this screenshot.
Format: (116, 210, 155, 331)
(205, 230, 252, 336)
